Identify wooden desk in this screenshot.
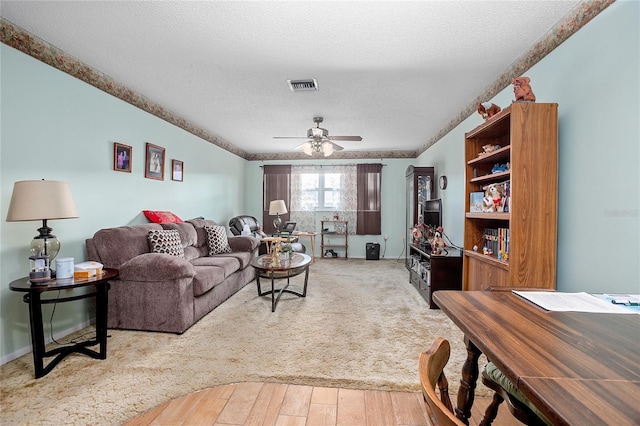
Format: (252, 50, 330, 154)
(293, 232, 317, 262)
(433, 290, 640, 426)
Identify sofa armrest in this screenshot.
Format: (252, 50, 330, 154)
(228, 235, 260, 252)
(119, 253, 196, 282)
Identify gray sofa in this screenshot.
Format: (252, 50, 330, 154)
(86, 218, 259, 334)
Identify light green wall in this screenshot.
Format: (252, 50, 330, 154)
(2, 0, 638, 363)
(418, 1, 639, 293)
(0, 44, 247, 361)
(244, 158, 414, 260)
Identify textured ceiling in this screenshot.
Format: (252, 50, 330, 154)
(1, 1, 583, 159)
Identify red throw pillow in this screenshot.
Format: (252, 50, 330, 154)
(143, 210, 184, 224)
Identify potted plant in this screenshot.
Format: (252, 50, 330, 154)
(280, 236, 294, 261)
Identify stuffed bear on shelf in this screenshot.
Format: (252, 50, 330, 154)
(482, 183, 506, 213)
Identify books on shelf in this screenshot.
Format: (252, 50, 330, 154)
(482, 227, 510, 260)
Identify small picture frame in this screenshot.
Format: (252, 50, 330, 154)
(113, 142, 132, 173)
(172, 160, 183, 182)
(145, 142, 165, 180)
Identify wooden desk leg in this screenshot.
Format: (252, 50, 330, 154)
(455, 336, 481, 424)
(310, 235, 315, 263)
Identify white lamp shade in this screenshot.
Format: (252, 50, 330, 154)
(302, 142, 313, 156)
(322, 141, 334, 156)
(268, 200, 288, 216)
(6, 180, 79, 222)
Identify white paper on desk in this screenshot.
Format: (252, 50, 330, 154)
(513, 291, 638, 314)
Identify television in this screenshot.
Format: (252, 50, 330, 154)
(422, 198, 442, 229)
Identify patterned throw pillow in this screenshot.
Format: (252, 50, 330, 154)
(204, 225, 232, 255)
(143, 210, 184, 224)
(148, 229, 185, 258)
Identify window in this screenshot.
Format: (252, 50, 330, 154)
(269, 164, 381, 235)
(300, 172, 341, 209)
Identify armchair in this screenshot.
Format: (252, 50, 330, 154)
(229, 215, 306, 255)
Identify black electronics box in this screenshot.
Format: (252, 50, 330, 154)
(366, 242, 380, 260)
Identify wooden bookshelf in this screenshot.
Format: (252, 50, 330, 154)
(463, 103, 558, 291)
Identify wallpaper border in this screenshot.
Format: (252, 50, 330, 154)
(0, 1, 613, 161)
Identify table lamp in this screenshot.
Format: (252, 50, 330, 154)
(6, 180, 79, 264)
(269, 199, 287, 233)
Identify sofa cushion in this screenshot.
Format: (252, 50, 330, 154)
(148, 229, 185, 258)
(191, 265, 226, 296)
(143, 210, 184, 224)
(186, 218, 219, 248)
(216, 251, 255, 269)
(228, 235, 261, 253)
(119, 253, 195, 281)
(191, 256, 241, 278)
(161, 222, 198, 247)
(205, 225, 232, 255)
(90, 223, 162, 269)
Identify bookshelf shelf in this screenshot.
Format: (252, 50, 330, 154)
(465, 212, 510, 220)
(463, 103, 558, 291)
(464, 250, 509, 270)
(470, 170, 511, 184)
(467, 145, 511, 165)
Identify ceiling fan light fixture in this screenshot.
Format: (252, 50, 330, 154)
(302, 142, 314, 156)
(322, 141, 334, 156)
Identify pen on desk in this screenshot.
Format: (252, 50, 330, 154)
(611, 299, 640, 306)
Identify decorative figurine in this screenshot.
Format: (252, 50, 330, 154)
(512, 76, 536, 102)
(477, 102, 501, 120)
(430, 226, 446, 254)
(482, 183, 506, 213)
(491, 163, 510, 174)
(479, 144, 501, 156)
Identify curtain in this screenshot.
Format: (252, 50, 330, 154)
(262, 165, 291, 234)
(290, 165, 357, 234)
(356, 163, 382, 235)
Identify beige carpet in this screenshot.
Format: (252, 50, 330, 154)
(0, 259, 486, 425)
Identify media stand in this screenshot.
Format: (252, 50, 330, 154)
(409, 243, 462, 308)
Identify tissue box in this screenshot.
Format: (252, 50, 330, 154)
(74, 261, 104, 278)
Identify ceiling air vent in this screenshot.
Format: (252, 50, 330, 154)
(287, 79, 318, 92)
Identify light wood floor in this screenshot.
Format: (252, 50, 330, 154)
(125, 382, 521, 426)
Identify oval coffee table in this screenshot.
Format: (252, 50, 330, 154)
(250, 253, 311, 312)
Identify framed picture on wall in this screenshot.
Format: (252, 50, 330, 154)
(113, 142, 132, 173)
(172, 159, 183, 182)
(145, 142, 165, 180)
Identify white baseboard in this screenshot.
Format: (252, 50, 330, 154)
(0, 319, 92, 366)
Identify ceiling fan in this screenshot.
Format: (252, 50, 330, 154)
(273, 117, 362, 156)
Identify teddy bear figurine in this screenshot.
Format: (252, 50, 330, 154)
(512, 76, 536, 102)
(477, 102, 501, 120)
(482, 183, 505, 213)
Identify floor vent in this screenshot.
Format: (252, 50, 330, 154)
(287, 79, 318, 92)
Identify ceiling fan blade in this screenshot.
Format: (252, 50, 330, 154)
(326, 136, 362, 141)
(273, 136, 308, 139)
(331, 142, 344, 151)
(293, 141, 312, 150)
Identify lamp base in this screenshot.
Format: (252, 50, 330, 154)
(31, 219, 61, 262)
(273, 215, 282, 234)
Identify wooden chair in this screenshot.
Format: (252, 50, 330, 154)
(479, 365, 549, 426)
(420, 338, 549, 426)
(418, 338, 465, 426)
